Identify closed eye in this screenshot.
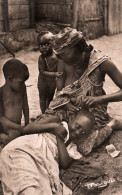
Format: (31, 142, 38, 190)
(75, 123, 81, 129)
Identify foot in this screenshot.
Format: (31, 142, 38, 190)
(108, 118, 122, 130)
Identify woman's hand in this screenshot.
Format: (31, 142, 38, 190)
(82, 96, 104, 106)
(55, 90, 64, 97)
(66, 102, 78, 112)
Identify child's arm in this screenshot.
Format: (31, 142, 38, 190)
(23, 121, 61, 135)
(0, 88, 23, 133)
(56, 135, 73, 169)
(36, 115, 61, 124)
(56, 60, 66, 92)
(0, 129, 21, 145)
(38, 56, 62, 78)
(23, 86, 29, 126)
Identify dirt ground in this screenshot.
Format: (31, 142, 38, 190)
(0, 33, 122, 195)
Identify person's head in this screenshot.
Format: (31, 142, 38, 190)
(37, 31, 54, 56)
(68, 109, 95, 141)
(3, 59, 29, 92)
(54, 27, 93, 65)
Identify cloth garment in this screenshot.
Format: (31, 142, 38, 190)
(54, 27, 83, 54)
(60, 159, 107, 195)
(48, 50, 113, 155)
(0, 122, 81, 195)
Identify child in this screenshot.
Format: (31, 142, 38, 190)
(37, 31, 62, 114)
(68, 109, 95, 142)
(1, 108, 119, 194)
(23, 109, 97, 158)
(0, 59, 29, 145)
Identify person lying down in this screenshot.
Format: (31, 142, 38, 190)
(0, 109, 95, 195)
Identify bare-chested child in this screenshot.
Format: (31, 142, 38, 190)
(37, 31, 62, 114)
(0, 59, 29, 145)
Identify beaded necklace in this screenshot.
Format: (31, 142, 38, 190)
(44, 57, 58, 71)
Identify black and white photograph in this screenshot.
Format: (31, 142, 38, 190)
(0, 0, 122, 194)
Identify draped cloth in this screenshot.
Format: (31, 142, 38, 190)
(0, 133, 72, 195)
(0, 122, 82, 195)
(48, 50, 113, 155)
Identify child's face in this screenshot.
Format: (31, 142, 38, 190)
(10, 77, 25, 92)
(69, 115, 92, 141)
(38, 34, 53, 55)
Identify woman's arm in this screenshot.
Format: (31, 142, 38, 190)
(101, 60, 122, 89)
(82, 60, 122, 106)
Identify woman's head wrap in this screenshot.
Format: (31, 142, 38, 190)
(54, 27, 83, 54)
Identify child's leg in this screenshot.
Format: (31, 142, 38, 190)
(38, 79, 48, 114)
(48, 81, 56, 107)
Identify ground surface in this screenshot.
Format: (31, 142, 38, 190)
(0, 33, 122, 195)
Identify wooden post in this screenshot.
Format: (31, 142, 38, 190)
(30, 0, 35, 28)
(71, 0, 79, 29)
(3, 0, 9, 31)
(103, 0, 108, 35)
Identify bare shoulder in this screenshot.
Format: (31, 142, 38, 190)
(100, 59, 121, 74)
(0, 86, 4, 98)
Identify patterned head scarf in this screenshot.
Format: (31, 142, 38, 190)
(54, 27, 83, 54)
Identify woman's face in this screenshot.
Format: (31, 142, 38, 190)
(59, 47, 82, 65)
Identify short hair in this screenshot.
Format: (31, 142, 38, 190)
(3, 59, 29, 80)
(37, 31, 54, 43)
(75, 109, 95, 129)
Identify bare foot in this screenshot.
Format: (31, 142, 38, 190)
(108, 118, 122, 130)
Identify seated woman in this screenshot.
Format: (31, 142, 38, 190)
(48, 27, 122, 155)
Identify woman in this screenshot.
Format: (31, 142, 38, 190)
(49, 27, 122, 155)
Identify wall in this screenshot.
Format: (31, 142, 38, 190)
(35, 0, 72, 24)
(74, 0, 104, 38)
(107, 0, 122, 35)
(36, 0, 104, 38)
(0, 0, 35, 32)
(8, 0, 30, 31)
(0, 0, 5, 31)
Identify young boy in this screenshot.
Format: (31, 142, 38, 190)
(0, 59, 29, 145)
(37, 31, 62, 114)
